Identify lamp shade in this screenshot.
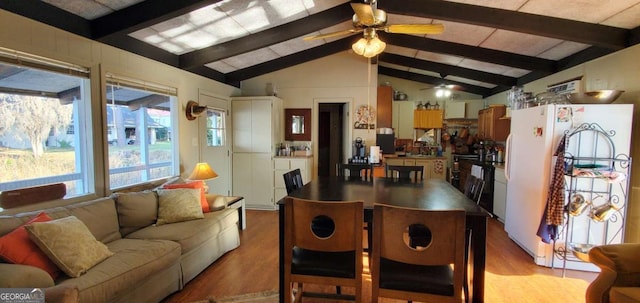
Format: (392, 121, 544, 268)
(188, 162, 218, 181)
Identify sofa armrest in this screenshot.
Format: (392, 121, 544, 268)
(44, 285, 79, 303)
(0, 263, 54, 288)
(587, 243, 640, 303)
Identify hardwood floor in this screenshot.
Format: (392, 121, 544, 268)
(161, 210, 597, 303)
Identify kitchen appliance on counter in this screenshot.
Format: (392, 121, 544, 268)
(504, 104, 633, 271)
(376, 133, 395, 155)
(350, 137, 368, 163)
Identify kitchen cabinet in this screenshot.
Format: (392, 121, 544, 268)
(273, 156, 313, 202)
(444, 101, 466, 119)
(413, 109, 443, 129)
(384, 157, 446, 180)
(377, 86, 392, 128)
(478, 105, 510, 141)
(231, 96, 283, 209)
(392, 101, 415, 139)
(493, 166, 507, 223)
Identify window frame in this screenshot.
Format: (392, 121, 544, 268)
(104, 74, 179, 190)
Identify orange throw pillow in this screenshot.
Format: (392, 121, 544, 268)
(163, 181, 210, 212)
(0, 212, 60, 278)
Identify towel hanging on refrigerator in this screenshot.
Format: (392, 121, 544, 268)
(536, 134, 567, 244)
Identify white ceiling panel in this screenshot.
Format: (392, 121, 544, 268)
(444, 0, 528, 10)
(385, 45, 419, 58)
(42, 0, 114, 19)
(302, 0, 350, 14)
(601, 3, 640, 28)
(480, 29, 563, 56)
(221, 48, 280, 70)
(428, 20, 495, 46)
(269, 35, 324, 56)
(519, 0, 640, 24)
(415, 51, 465, 66)
(223, 0, 309, 34)
(538, 41, 590, 60)
(205, 61, 237, 74)
(407, 68, 441, 78)
(501, 68, 531, 78)
(96, 0, 144, 11)
(458, 58, 512, 75)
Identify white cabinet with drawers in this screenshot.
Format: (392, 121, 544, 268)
(274, 156, 313, 202)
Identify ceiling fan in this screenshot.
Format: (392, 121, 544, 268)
(303, 0, 444, 57)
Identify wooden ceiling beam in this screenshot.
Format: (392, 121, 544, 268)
(378, 66, 492, 97)
(381, 33, 557, 73)
(379, 53, 517, 87)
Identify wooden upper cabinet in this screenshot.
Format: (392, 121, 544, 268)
(377, 86, 392, 128)
(413, 109, 443, 129)
(477, 106, 510, 141)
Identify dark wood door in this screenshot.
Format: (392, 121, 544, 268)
(318, 103, 344, 177)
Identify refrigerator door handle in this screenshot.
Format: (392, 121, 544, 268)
(505, 133, 512, 181)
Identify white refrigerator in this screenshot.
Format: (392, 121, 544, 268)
(504, 104, 633, 270)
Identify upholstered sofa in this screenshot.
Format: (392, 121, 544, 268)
(0, 185, 241, 303)
(587, 243, 640, 303)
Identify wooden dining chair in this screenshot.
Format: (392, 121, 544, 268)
(337, 163, 373, 181)
(283, 169, 304, 194)
(385, 165, 423, 182)
(283, 197, 364, 303)
(371, 204, 466, 303)
(463, 175, 484, 204)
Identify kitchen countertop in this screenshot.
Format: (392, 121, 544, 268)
(384, 154, 447, 160)
(274, 155, 313, 158)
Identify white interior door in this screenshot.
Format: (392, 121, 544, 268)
(199, 92, 231, 196)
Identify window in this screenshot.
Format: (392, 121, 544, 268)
(0, 48, 92, 198)
(206, 108, 226, 147)
(106, 75, 178, 189)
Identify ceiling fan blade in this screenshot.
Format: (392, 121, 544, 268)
(385, 24, 444, 35)
(303, 29, 361, 41)
(351, 3, 376, 26)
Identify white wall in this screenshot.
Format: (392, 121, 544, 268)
(241, 53, 379, 171)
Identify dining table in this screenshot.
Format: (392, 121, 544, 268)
(278, 176, 491, 303)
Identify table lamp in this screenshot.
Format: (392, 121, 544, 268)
(188, 162, 218, 193)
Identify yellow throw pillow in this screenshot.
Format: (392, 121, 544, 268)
(25, 216, 114, 278)
(156, 188, 204, 225)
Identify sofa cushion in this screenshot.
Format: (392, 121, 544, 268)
(610, 287, 640, 303)
(25, 216, 114, 278)
(0, 212, 60, 278)
(126, 208, 238, 255)
(156, 188, 204, 225)
(163, 181, 210, 212)
(111, 191, 158, 236)
(65, 198, 121, 243)
(56, 238, 181, 303)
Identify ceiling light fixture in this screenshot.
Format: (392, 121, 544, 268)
(435, 86, 452, 98)
(352, 28, 386, 58)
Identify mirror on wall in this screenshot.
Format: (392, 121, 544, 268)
(285, 108, 311, 141)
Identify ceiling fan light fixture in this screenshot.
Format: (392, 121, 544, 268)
(352, 32, 386, 58)
(435, 87, 452, 98)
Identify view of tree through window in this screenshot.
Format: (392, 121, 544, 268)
(0, 58, 91, 197)
(106, 81, 178, 189)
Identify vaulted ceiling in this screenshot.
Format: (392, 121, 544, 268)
(2, 0, 640, 97)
